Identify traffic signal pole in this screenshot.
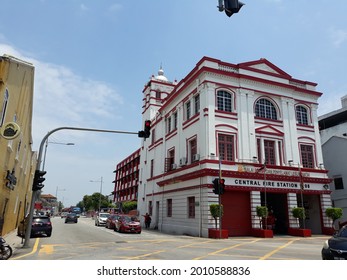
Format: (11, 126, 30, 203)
(23, 126, 138, 247)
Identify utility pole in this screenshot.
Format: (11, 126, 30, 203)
(23, 126, 138, 248)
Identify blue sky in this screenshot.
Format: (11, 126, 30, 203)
(1, 0, 346, 206)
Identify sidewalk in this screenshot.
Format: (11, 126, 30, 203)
(3, 229, 32, 258)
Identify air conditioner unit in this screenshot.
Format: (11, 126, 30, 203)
(193, 154, 200, 161)
(179, 157, 187, 166)
(171, 163, 177, 170)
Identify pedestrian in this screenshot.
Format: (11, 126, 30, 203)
(143, 213, 151, 229)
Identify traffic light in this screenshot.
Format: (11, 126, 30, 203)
(219, 178, 225, 194)
(212, 178, 220, 194)
(138, 120, 151, 138)
(223, 0, 244, 17)
(32, 170, 46, 191)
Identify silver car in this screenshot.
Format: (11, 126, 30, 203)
(95, 212, 110, 226)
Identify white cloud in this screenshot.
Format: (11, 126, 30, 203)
(0, 43, 123, 147)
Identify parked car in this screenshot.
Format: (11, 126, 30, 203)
(322, 225, 347, 260)
(17, 215, 52, 238)
(95, 212, 110, 226)
(114, 215, 141, 233)
(65, 213, 78, 223)
(105, 214, 120, 229)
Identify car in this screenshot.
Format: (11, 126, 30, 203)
(60, 212, 68, 218)
(95, 212, 110, 226)
(322, 225, 347, 260)
(105, 214, 120, 229)
(65, 213, 78, 223)
(114, 215, 141, 234)
(17, 215, 52, 238)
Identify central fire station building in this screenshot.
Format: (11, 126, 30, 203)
(113, 56, 333, 237)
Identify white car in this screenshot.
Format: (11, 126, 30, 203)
(95, 212, 110, 226)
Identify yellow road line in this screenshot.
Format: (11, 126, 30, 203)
(193, 239, 260, 260)
(11, 238, 40, 260)
(259, 238, 300, 260)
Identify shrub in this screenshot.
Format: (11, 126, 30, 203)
(210, 204, 223, 229)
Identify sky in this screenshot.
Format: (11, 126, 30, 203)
(1, 0, 346, 206)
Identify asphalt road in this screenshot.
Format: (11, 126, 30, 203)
(11, 216, 329, 260)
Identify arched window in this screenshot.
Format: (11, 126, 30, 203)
(217, 90, 232, 112)
(0, 89, 9, 127)
(255, 98, 277, 120)
(296, 105, 309, 125)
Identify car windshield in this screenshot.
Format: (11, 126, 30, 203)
(99, 213, 109, 218)
(33, 217, 50, 223)
(339, 227, 347, 237)
(122, 216, 138, 222)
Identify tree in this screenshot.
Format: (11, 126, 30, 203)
(210, 204, 224, 229)
(291, 207, 306, 228)
(325, 207, 343, 229)
(256, 206, 268, 229)
(122, 201, 137, 213)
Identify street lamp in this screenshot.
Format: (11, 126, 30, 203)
(90, 177, 103, 213)
(42, 139, 75, 170)
(288, 160, 306, 229)
(55, 186, 66, 214)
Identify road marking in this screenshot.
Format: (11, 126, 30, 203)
(11, 238, 40, 260)
(258, 238, 301, 260)
(193, 239, 260, 260)
(39, 244, 54, 254)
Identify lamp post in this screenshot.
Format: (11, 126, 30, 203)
(42, 139, 75, 170)
(288, 160, 306, 229)
(55, 186, 66, 214)
(90, 177, 103, 213)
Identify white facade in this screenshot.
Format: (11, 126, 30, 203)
(319, 95, 347, 223)
(137, 57, 332, 237)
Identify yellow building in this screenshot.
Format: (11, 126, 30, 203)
(0, 55, 37, 236)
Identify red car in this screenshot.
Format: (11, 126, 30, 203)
(105, 214, 119, 229)
(114, 215, 141, 234)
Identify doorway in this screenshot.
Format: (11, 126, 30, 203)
(261, 192, 288, 234)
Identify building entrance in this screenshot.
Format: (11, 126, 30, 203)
(261, 192, 288, 234)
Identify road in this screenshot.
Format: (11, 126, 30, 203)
(11, 216, 328, 260)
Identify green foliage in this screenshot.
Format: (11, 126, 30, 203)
(210, 204, 223, 229)
(326, 207, 343, 228)
(81, 192, 112, 211)
(122, 201, 137, 213)
(256, 206, 268, 228)
(292, 207, 306, 219)
(256, 206, 268, 218)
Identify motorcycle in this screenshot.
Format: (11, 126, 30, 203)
(0, 236, 12, 260)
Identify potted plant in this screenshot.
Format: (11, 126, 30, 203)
(208, 204, 228, 238)
(325, 207, 343, 231)
(289, 207, 311, 237)
(252, 206, 273, 238)
(256, 206, 268, 229)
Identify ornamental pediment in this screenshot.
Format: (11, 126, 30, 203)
(255, 125, 284, 136)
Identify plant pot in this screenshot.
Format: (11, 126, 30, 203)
(252, 228, 273, 238)
(208, 228, 229, 239)
(288, 228, 311, 237)
(322, 227, 335, 236)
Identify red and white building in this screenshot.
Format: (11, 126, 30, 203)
(113, 148, 141, 203)
(115, 56, 333, 237)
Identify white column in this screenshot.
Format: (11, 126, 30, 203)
(287, 193, 299, 229)
(250, 191, 262, 229)
(320, 194, 333, 228)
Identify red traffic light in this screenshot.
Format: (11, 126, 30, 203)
(145, 120, 151, 128)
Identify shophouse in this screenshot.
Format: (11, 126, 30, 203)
(0, 55, 36, 236)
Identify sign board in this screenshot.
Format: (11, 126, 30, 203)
(0, 122, 21, 140)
